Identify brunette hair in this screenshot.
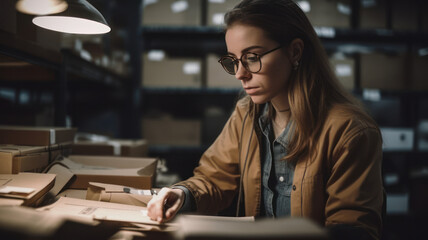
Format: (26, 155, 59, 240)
(225, 0, 375, 161)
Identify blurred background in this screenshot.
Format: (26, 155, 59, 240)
(1, 1, 428, 239)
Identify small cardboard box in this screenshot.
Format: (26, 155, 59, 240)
(391, 0, 419, 31)
(142, 0, 201, 26)
(72, 139, 148, 157)
(0, 0, 17, 34)
(360, 53, 407, 90)
(358, 0, 387, 29)
(0, 126, 77, 146)
(0, 143, 71, 174)
(0, 172, 56, 206)
(206, 54, 242, 89)
(330, 56, 355, 90)
(411, 54, 428, 90)
(142, 116, 201, 146)
(207, 0, 241, 26)
(302, 0, 351, 28)
(52, 155, 158, 190)
(143, 51, 202, 88)
(0, 145, 50, 174)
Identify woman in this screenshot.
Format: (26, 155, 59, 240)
(147, 0, 384, 239)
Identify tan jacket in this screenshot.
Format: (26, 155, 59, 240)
(176, 99, 384, 239)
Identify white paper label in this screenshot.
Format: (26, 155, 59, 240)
(183, 62, 201, 75)
(148, 50, 165, 61)
(335, 64, 352, 77)
(212, 13, 225, 25)
(171, 0, 188, 13)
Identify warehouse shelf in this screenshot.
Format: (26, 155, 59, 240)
(142, 87, 241, 95)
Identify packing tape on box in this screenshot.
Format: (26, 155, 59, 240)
(107, 141, 121, 156)
(50, 129, 55, 144)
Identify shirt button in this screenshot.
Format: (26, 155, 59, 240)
(292, 185, 296, 191)
(279, 176, 284, 182)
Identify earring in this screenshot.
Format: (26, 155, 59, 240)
(293, 61, 299, 70)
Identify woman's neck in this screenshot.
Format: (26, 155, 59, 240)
(271, 101, 290, 130)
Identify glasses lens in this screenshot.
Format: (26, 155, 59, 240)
(243, 53, 261, 73)
(220, 57, 237, 74)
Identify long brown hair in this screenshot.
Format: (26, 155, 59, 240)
(225, 0, 375, 161)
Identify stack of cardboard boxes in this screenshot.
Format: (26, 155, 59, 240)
(0, 125, 158, 207)
(0, 125, 163, 239)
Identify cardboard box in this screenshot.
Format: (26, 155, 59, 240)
(300, 0, 351, 28)
(0, 205, 118, 240)
(0, 145, 50, 174)
(72, 139, 148, 157)
(142, 0, 201, 26)
(411, 54, 428, 90)
(0, 0, 17, 34)
(50, 155, 158, 190)
(142, 116, 201, 146)
(360, 53, 407, 90)
(0, 126, 77, 146)
(86, 182, 153, 207)
(206, 54, 242, 89)
(330, 56, 355, 90)
(358, 0, 387, 29)
(207, 0, 241, 26)
(143, 51, 202, 88)
(0, 172, 55, 206)
(391, 0, 419, 31)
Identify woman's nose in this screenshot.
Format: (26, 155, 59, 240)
(235, 61, 251, 81)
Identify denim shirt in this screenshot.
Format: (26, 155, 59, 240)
(258, 105, 295, 218)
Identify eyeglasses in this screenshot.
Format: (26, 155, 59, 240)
(218, 46, 283, 75)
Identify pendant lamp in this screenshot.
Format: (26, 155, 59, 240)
(32, 0, 111, 35)
(16, 0, 69, 15)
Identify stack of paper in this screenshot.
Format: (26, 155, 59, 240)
(174, 215, 328, 240)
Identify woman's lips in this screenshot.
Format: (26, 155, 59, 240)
(244, 87, 259, 95)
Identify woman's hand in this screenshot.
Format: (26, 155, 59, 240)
(147, 187, 185, 223)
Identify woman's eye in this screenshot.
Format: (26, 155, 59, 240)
(246, 56, 258, 62)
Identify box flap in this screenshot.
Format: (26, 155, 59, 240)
(0, 205, 118, 239)
(45, 163, 75, 196)
(37, 197, 165, 226)
(88, 182, 126, 193)
(0, 173, 55, 206)
(87, 182, 153, 207)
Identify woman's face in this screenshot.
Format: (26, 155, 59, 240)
(225, 24, 293, 105)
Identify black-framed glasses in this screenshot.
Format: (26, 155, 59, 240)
(218, 46, 283, 75)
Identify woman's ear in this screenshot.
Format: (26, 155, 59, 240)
(287, 38, 304, 63)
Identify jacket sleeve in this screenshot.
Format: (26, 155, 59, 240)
(325, 126, 384, 240)
(173, 105, 246, 214)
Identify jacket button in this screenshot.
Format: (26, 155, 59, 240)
(292, 185, 296, 191)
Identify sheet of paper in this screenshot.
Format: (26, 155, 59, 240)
(0, 186, 35, 195)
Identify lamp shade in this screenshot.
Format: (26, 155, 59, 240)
(16, 0, 68, 15)
(32, 0, 111, 34)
